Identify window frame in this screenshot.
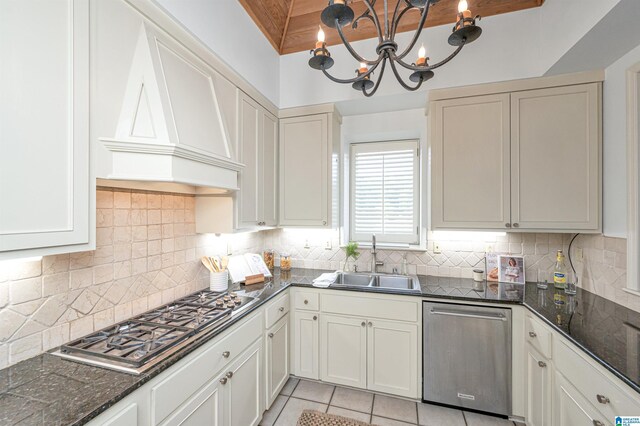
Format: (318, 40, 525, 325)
(349, 139, 420, 245)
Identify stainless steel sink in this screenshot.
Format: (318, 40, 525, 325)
(332, 272, 421, 292)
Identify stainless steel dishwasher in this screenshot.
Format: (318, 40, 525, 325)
(423, 301, 512, 417)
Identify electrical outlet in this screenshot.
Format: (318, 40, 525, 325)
(325, 239, 332, 250)
(304, 239, 310, 249)
(575, 248, 583, 262)
(433, 242, 442, 254)
(226, 241, 233, 255)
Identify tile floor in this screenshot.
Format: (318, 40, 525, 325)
(261, 378, 524, 426)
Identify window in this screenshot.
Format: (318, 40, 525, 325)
(350, 140, 420, 245)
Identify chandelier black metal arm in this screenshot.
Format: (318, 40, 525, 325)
(309, 0, 483, 96)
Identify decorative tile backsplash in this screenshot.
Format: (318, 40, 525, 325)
(0, 189, 632, 369)
(0, 188, 262, 369)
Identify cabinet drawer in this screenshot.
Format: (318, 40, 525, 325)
(294, 290, 319, 311)
(321, 292, 419, 322)
(151, 312, 262, 423)
(265, 293, 290, 329)
(525, 314, 552, 358)
(555, 337, 640, 420)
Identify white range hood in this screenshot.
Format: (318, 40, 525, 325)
(98, 23, 243, 192)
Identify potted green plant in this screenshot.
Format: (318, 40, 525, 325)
(344, 241, 360, 272)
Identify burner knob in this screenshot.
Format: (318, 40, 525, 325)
(230, 292, 237, 297)
(223, 296, 230, 301)
(216, 299, 223, 306)
(234, 299, 242, 305)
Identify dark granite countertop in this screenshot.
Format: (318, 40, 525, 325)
(0, 268, 637, 425)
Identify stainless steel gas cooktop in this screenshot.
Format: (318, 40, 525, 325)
(52, 290, 258, 374)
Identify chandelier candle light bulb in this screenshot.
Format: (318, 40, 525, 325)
(417, 44, 427, 66)
(358, 62, 368, 74)
(457, 0, 472, 28)
(316, 26, 325, 51)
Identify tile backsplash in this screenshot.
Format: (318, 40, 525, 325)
(0, 189, 632, 368)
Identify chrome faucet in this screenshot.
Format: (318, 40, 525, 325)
(371, 234, 384, 273)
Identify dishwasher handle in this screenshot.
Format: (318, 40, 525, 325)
(430, 308, 508, 321)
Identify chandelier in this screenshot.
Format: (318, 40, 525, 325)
(308, 0, 482, 96)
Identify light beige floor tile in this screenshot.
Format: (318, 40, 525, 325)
(327, 406, 372, 423)
(371, 415, 417, 426)
(417, 403, 465, 426)
(464, 411, 514, 426)
(372, 395, 417, 424)
(274, 397, 328, 426)
(279, 377, 299, 396)
(292, 379, 335, 404)
(261, 395, 288, 426)
(331, 387, 374, 413)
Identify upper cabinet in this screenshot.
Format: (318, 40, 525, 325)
(279, 107, 341, 228)
(431, 72, 602, 233)
(0, 0, 93, 259)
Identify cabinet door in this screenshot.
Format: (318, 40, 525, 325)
(160, 377, 223, 426)
(0, 0, 90, 255)
(431, 94, 511, 230)
(553, 372, 608, 426)
(320, 314, 367, 389)
(237, 94, 260, 229)
(511, 84, 600, 231)
(225, 340, 263, 426)
(279, 115, 329, 226)
(526, 346, 551, 426)
(367, 319, 418, 398)
(293, 311, 319, 380)
(265, 315, 289, 409)
(261, 111, 278, 226)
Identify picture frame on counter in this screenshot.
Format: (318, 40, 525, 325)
(497, 255, 526, 284)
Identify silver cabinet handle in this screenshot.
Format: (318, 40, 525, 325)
(361, 321, 366, 327)
(322, 221, 327, 225)
(368, 321, 373, 327)
(226, 371, 233, 379)
(222, 351, 230, 358)
(596, 394, 610, 404)
(313, 316, 317, 320)
(430, 309, 507, 321)
(220, 377, 228, 385)
(268, 332, 274, 338)
(279, 307, 284, 312)
(529, 331, 537, 338)
(304, 299, 309, 304)
(593, 421, 604, 426)
(538, 361, 546, 368)
(513, 223, 520, 228)
(505, 223, 512, 228)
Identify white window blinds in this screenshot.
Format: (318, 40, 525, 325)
(350, 140, 420, 244)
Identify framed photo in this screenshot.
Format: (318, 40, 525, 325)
(497, 255, 525, 284)
(485, 252, 505, 282)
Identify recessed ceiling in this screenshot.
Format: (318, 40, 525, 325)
(238, 0, 545, 55)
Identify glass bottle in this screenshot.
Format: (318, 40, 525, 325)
(553, 250, 568, 290)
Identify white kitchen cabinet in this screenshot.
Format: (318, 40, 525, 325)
(525, 345, 552, 426)
(265, 314, 289, 408)
(430, 75, 602, 233)
(237, 93, 278, 229)
(160, 377, 223, 426)
(554, 372, 607, 426)
(224, 340, 263, 426)
(431, 94, 511, 230)
(367, 319, 418, 398)
(279, 107, 340, 227)
(0, 0, 93, 259)
(293, 311, 319, 380)
(320, 314, 367, 389)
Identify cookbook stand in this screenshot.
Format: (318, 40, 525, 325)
(244, 273, 265, 285)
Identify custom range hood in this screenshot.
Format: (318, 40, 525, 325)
(98, 23, 243, 192)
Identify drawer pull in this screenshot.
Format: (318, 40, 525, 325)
(313, 316, 317, 321)
(361, 321, 366, 327)
(226, 371, 233, 379)
(268, 332, 274, 338)
(304, 299, 309, 304)
(279, 307, 285, 312)
(538, 361, 547, 368)
(222, 351, 230, 358)
(529, 331, 537, 338)
(220, 377, 228, 385)
(505, 223, 512, 228)
(368, 321, 373, 327)
(593, 421, 604, 426)
(596, 394, 610, 404)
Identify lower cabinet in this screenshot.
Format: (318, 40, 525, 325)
(525, 345, 551, 426)
(293, 310, 319, 380)
(160, 376, 223, 426)
(225, 340, 263, 426)
(553, 372, 606, 426)
(265, 314, 290, 408)
(320, 314, 367, 388)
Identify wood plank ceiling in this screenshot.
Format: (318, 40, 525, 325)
(238, 0, 545, 55)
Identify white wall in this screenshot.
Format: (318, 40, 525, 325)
(602, 43, 640, 237)
(155, 0, 280, 105)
